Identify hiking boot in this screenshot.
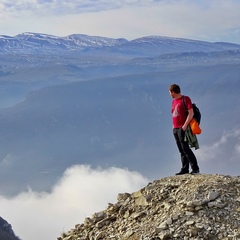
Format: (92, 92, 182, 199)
(190, 170, 200, 175)
(175, 170, 189, 175)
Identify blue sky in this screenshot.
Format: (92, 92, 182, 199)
(0, 0, 240, 43)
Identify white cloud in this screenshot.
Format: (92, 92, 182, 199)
(0, 131, 238, 240)
(0, 0, 240, 43)
(0, 165, 149, 240)
(0, 0, 152, 16)
(196, 129, 240, 175)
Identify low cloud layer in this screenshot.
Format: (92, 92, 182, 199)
(195, 128, 240, 176)
(0, 128, 239, 240)
(0, 165, 149, 240)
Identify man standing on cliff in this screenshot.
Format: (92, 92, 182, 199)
(169, 84, 200, 175)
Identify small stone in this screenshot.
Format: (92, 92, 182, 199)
(208, 202, 226, 208)
(65, 236, 74, 240)
(92, 211, 106, 222)
(159, 222, 168, 230)
(172, 214, 179, 221)
(117, 192, 131, 201)
(124, 230, 134, 238)
(159, 232, 172, 240)
(195, 223, 204, 229)
(192, 200, 202, 206)
(185, 211, 194, 216)
(189, 228, 198, 237)
(161, 202, 171, 210)
(186, 220, 195, 225)
(208, 190, 220, 201)
(195, 206, 203, 211)
(95, 232, 103, 240)
(154, 227, 161, 234)
(134, 195, 149, 206)
(166, 217, 172, 225)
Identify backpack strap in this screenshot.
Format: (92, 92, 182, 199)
(182, 95, 191, 122)
(182, 96, 188, 114)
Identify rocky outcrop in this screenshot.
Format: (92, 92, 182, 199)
(57, 174, 240, 240)
(0, 217, 21, 240)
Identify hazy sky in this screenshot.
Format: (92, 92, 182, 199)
(0, 0, 240, 43)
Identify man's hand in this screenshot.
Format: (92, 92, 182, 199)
(182, 108, 194, 131)
(182, 125, 187, 131)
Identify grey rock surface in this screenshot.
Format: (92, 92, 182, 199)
(58, 174, 240, 240)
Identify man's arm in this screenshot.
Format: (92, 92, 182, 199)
(182, 108, 194, 131)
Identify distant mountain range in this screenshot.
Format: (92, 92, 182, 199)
(0, 33, 240, 93)
(1, 32, 240, 55)
(0, 33, 239, 87)
(0, 33, 240, 196)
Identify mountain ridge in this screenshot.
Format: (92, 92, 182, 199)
(1, 33, 240, 84)
(1, 32, 240, 56)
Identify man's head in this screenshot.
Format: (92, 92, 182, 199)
(169, 84, 181, 98)
(169, 84, 181, 93)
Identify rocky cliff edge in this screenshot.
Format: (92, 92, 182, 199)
(57, 174, 240, 240)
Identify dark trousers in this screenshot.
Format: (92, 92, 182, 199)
(173, 128, 199, 172)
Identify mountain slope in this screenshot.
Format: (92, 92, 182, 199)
(57, 174, 240, 240)
(0, 217, 20, 240)
(0, 63, 240, 195)
(0, 32, 127, 54)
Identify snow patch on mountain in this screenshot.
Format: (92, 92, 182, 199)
(0, 32, 239, 55)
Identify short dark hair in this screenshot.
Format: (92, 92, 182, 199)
(169, 84, 181, 94)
